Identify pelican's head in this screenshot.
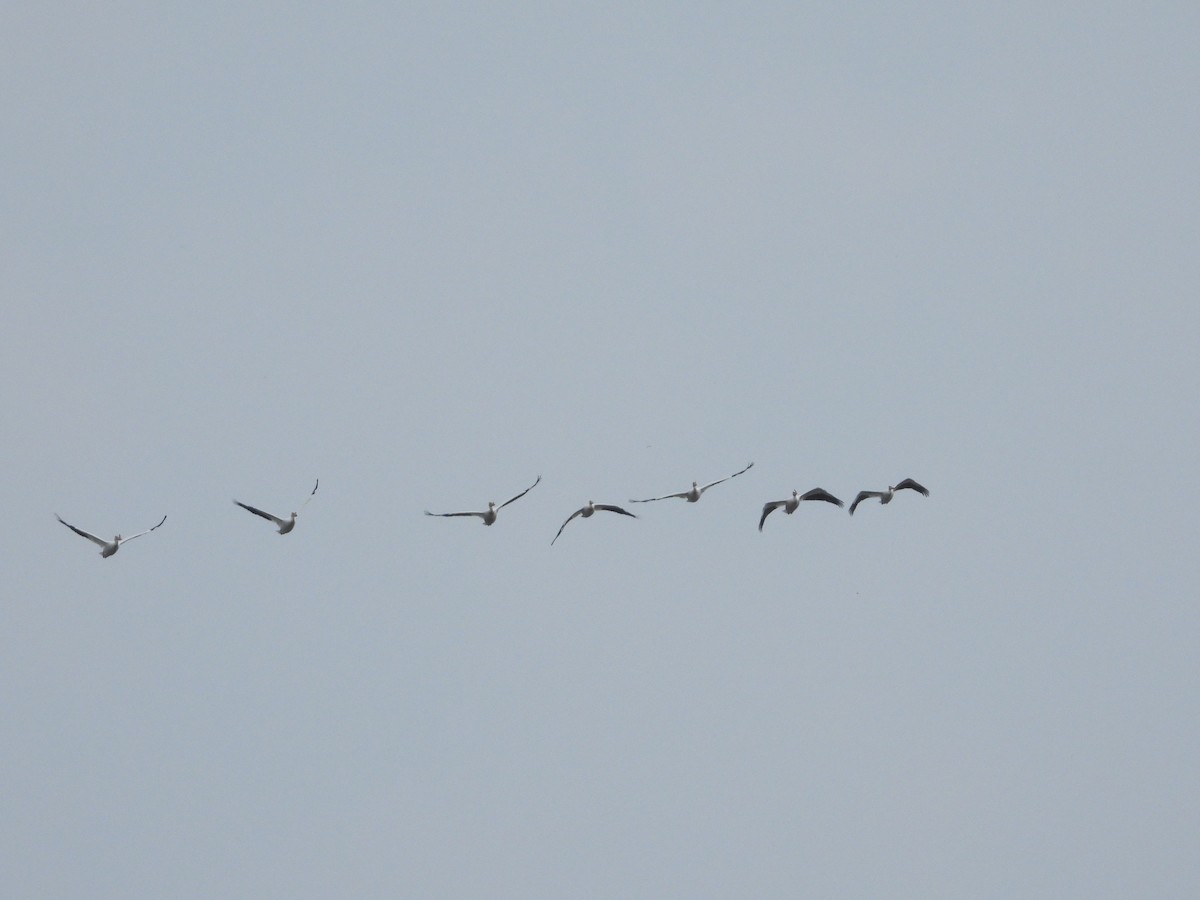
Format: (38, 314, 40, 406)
(488, 501, 497, 510)
(692, 481, 699, 489)
(290, 511, 298, 518)
(114, 534, 122, 542)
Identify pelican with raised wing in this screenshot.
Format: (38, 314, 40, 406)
(552, 501, 636, 545)
(848, 478, 929, 515)
(630, 462, 754, 504)
(758, 488, 844, 531)
(56, 513, 167, 557)
(425, 475, 541, 525)
(234, 479, 319, 534)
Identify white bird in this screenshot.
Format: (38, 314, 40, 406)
(425, 475, 541, 525)
(758, 488, 844, 531)
(234, 479, 319, 534)
(552, 500, 637, 545)
(848, 478, 929, 515)
(630, 462, 754, 504)
(56, 513, 167, 558)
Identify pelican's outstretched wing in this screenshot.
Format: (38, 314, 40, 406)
(629, 489, 689, 503)
(799, 488, 843, 507)
(551, 508, 585, 545)
(56, 515, 106, 547)
(424, 510, 485, 519)
(758, 500, 786, 531)
(234, 500, 285, 527)
(594, 504, 636, 518)
(700, 461, 755, 492)
(894, 478, 929, 496)
(498, 475, 542, 510)
(300, 479, 319, 510)
(121, 515, 168, 543)
(848, 491, 885, 515)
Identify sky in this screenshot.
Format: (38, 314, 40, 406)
(3, 2, 1199, 896)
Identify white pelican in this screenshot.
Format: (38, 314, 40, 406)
(758, 488, 844, 531)
(552, 501, 637, 545)
(848, 478, 929, 515)
(630, 462, 754, 504)
(234, 479, 318, 534)
(56, 513, 167, 557)
(425, 475, 541, 525)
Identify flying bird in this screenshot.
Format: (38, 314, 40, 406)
(234, 479, 319, 534)
(425, 475, 541, 525)
(552, 500, 637, 545)
(848, 478, 929, 515)
(56, 513, 167, 558)
(630, 462, 754, 504)
(758, 488, 844, 531)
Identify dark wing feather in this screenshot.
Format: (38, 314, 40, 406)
(594, 504, 637, 518)
(848, 491, 883, 515)
(894, 478, 929, 496)
(56, 515, 106, 546)
(122, 515, 168, 543)
(498, 475, 541, 510)
(758, 500, 783, 531)
(701, 461, 754, 492)
(629, 490, 687, 503)
(551, 508, 584, 545)
(234, 500, 280, 523)
(799, 488, 844, 507)
(424, 510, 483, 518)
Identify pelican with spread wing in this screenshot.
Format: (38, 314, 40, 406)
(234, 479, 319, 534)
(56, 513, 167, 557)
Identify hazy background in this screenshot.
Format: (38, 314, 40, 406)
(4, 3, 1198, 896)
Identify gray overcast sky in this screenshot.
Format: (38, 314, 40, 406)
(3, 2, 1198, 897)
